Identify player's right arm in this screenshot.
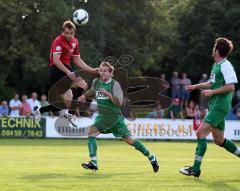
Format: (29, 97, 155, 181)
(78, 79, 97, 102)
(186, 81, 211, 91)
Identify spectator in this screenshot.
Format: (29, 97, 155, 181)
(121, 97, 131, 118)
(147, 104, 165, 118)
(40, 94, 51, 116)
(147, 108, 158, 118)
(20, 95, 31, 116)
(170, 71, 181, 98)
(237, 107, 240, 120)
(198, 73, 209, 109)
(194, 104, 203, 119)
(168, 98, 184, 120)
(156, 104, 165, 118)
(180, 73, 191, 107)
(0, 101, 9, 117)
(9, 94, 21, 117)
(159, 73, 169, 95)
(27, 92, 41, 114)
(160, 74, 166, 81)
(236, 88, 240, 102)
(185, 100, 195, 119)
(193, 104, 202, 131)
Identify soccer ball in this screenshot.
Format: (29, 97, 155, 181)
(73, 9, 89, 25)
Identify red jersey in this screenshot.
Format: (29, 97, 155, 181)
(49, 34, 80, 67)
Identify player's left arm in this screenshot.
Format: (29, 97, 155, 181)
(202, 62, 238, 97)
(73, 55, 98, 74)
(99, 81, 123, 107)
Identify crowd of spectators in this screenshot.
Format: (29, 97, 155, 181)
(0, 71, 239, 120)
(0, 92, 50, 117)
(144, 71, 240, 121)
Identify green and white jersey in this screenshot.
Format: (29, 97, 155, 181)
(91, 78, 123, 115)
(209, 59, 238, 112)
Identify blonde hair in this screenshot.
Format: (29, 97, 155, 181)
(100, 62, 114, 73)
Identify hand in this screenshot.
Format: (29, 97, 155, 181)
(67, 72, 77, 81)
(99, 88, 110, 97)
(94, 68, 100, 75)
(78, 95, 86, 103)
(201, 89, 213, 97)
(186, 85, 197, 91)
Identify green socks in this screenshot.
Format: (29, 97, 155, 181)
(88, 137, 97, 166)
(192, 138, 239, 172)
(221, 139, 239, 156)
(193, 138, 207, 172)
(133, 139, 153, 160)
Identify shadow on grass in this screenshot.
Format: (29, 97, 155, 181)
(22, 173, 67, 181)
(76, 172, 147, 179)
(198, 179, 240, 191)
(179, 175, 240, 191)
(22, 172, 147, 181)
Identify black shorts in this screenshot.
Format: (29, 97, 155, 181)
(48, 64, 77, 107)
(48, 64, 74, 85)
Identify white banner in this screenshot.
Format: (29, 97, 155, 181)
(46, 117, 240, 140)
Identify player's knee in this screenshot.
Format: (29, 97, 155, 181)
(124, 137, 134, 146)
(76, 79, 88, 90)
(214, 138, 224, 146)
(88, 131, 96, 137)
(63, 90, 73, 100)
(196, 131, 202, 139)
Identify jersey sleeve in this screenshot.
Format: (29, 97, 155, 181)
(221, 61, 238, 84)
(112, 81, 123, 104)
(52, 39, 62, 54)
(73, 40, 80, 56)
(90, 78, 98, 92)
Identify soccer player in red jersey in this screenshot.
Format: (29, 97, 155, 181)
(33, 20, 98, 126)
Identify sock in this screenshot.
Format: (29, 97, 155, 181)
(133, 139, 152, 159)
(88, 137, 97, 166)
(193, 138, 207, 172)
(39, 105, 60, 114)
(221, 139, 239, 156)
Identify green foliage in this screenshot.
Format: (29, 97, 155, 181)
(0, 0, 239, 99)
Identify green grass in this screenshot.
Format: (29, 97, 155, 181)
(0, 138, 239, 191)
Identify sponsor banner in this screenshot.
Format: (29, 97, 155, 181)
(0, 117, 46, 138)
(46, 116, 114, 138)
(46, 117, 240, 140)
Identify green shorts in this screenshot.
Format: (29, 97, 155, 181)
(93, 115, 131, 137)
(204, 107, 228, 131)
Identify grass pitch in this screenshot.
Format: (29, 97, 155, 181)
(0, 138, 239, 191)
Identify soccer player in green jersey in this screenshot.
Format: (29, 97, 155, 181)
(179, 38, 239, 177)
(78, 62, 159, 172)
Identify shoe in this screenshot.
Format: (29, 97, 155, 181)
(179, 166, 201, 177)
(150, 155, 159, 172)
(63, 112, 77, 128)
(82, 161, 98, 171)
(33, 106, 41, 121)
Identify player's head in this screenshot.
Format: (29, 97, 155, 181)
(212, 37, 233, 59)
(62, 20, 76, 42)
(99, 62, 114, 82)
